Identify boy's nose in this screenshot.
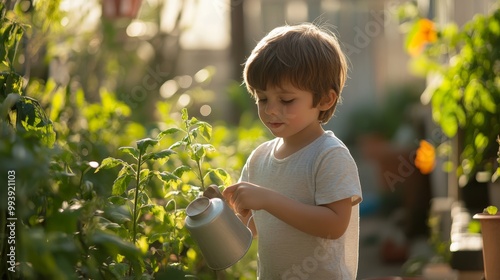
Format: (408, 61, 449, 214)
(264, 101, 279, 115)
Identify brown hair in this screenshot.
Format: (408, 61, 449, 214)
(243, 23, 348, 123)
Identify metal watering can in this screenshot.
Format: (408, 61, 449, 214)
(184, 186, 252, 270)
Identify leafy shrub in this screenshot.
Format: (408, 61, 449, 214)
(1, 2, 267, 278)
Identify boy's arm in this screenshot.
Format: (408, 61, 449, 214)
(223, 182, 352, 239)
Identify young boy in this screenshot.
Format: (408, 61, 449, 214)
(223, 23, 362, 279)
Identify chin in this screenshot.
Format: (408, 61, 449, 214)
(268, 130, 288, 138)
(265, 128, 281, 137)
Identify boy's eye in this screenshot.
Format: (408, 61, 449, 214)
(281, 99, 294, 104)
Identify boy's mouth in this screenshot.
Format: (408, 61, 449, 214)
(267, 122, 284, 129)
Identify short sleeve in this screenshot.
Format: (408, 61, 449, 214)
(238, 161, 249, 183)
(314, 146, 362, 206)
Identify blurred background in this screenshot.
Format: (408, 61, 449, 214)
(2, 0, 500, 279)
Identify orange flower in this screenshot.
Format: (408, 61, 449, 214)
(415, 140, 436, 174)
(406, 18, 438, 56)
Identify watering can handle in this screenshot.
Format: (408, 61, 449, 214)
(246, 212, 255, 228)
(203, 185, 225, 201)
(204, 185, 255, 228)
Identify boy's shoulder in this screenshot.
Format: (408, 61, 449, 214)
(317, 130, 348, 150)
(251, 132, 349, 156)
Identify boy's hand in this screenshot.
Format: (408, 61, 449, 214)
(222, 182, 269, 217)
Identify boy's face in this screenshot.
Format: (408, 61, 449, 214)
(255, 82, 324, 140)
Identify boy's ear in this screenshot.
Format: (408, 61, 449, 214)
(318, 89, 338, 110)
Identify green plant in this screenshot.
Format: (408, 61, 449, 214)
(1, 1, 264, 278)
(484, 205, 498, 215)
(496, 136, 500, 181)
(94, 108, 232, 277)
(0, 2, 55, 146)
(399, 4, 500, 182)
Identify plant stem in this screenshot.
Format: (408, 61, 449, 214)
(195, 159, 205, 191)
(129, 151, 142, 276)
(184, 120, 206, 191)
(132, 153, 142, 245)
(78, 166, 90, 198)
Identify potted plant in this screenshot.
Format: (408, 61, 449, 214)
(401, 4, 500, 278)
(401, 5, 500, 186)
(471, 136, 500, 279)
(473, 205, 500, 280)
(102, 0, 143, 19)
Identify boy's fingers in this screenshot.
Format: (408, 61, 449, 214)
(222, 184, 237, 194)
(238, 208, 250, 218)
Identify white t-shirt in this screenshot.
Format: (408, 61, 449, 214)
(239, 131, 362, 280)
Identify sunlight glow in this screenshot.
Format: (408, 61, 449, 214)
(200, 105, 212, 116)
(194, 68, 210, 83)
(178, 93, 192, 107)
(178, 0, 230, 50)
(60, 0, 101, 33)
(136, 41, 155, 61)
(160, 80, 179, 99)
(126, 21, 158, 39)
(177, 75, 193, 89)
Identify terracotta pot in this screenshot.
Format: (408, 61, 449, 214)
(102, 0, 142, 19)
(473, 213, 500, 280)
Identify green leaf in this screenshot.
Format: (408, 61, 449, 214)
(138, 169, 150, 185)
(191, 143, 215, 161)
(136, 138, 159, 154)
(489, 18, 500, 35)
(181, 108, 188, 121)
(479, 88, 497, 114)
(474, 133, 489, 151)
(197, 121, 212, 141)
(156, 127, 182, 140)
(108, 195, 128, 205)
(151, 205, 167, 221)
(110, 262, 129, 277)
(148, 233, 167, 244)
(119, 146, 139, 159)
(112, 173, 133, 195)
(205, 168, 232, 186)
(169, 140, 184, 150)
(156, 171, 180, 183)
(90, 231, 142, 262)
(140, 204, 154, 212)
(484, 206, 498, 215)
(95, 157, 125, 173)
(440, 113, 458, 137)
(49, 85, 66, 121)
(142, 149, 176, 161)
(173, 165, 191, 177)
(468, 220, 481, 233)
(15, 96, 56, 146)
(106, 209, 132, 224)
(103, 222, 122, 230)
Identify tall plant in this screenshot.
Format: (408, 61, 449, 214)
(400, 4, 500, 181)
(95, 108, 231, 277)
(0, 2, 55, 145)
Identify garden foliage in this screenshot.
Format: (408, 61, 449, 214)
(399, 3, 500, 179)
(1, 2, 264, 279)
